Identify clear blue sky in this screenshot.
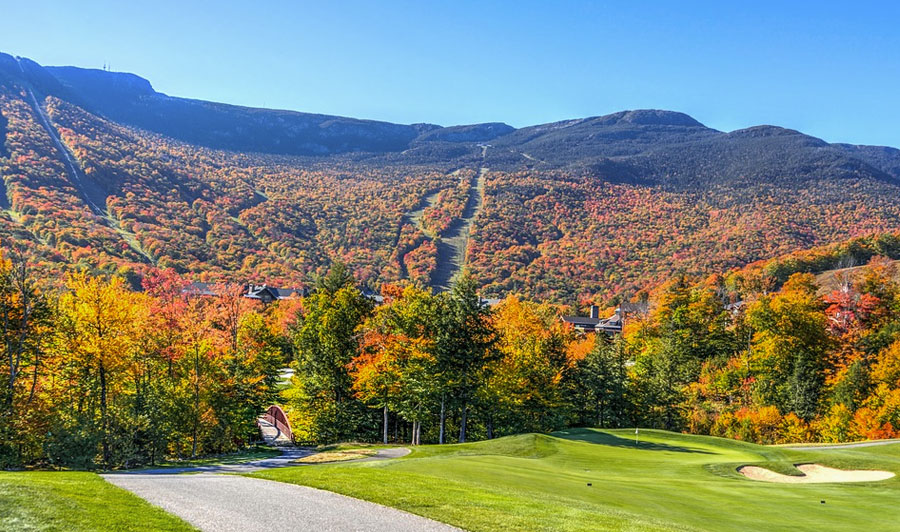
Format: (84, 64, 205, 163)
(3, 1, 899, 147)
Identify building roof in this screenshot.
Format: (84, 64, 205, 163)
(182, 282, 304, 300)
(596, 315, 623, 331)
(724, 300, 746, 312)
(561, 316, 603, 326)
(562, 307, 628, 333)
(246, 284, 303, 301)
(365, 293, 385, 304)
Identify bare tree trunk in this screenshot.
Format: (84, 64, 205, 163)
(3, 257, 36, 421)
(192, 350, 200, 458)
(598, 396, 604, 428)
(383, 405, 388, 444)
(191, 417, 198, 457)
(459, 402, 467, 443)
(99, 361, 109, 466)
(4, 346, 15, 414)
(439, 393, 446, 444)
(26, 359, 39, 407)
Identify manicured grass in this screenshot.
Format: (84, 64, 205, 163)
(0, 471, 195, 531)
(316, 442, 400, 451)
(250, 428, 900, 531)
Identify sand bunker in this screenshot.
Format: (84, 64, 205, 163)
(738, 464, 895, 483)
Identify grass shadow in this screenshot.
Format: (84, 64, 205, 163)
(704, 461, 804, 480)
(553, 429, 714, 454)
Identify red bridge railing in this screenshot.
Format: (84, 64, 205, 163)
(260, 405, 294, 443)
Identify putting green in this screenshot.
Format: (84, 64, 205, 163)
(250, 428, 900, 531)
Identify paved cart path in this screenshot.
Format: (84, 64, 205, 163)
(103, 472, 460, 532)
(120, 447, 411, 475)
(785, 438, 900, 451)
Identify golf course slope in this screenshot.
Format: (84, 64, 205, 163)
(0, 471, 193, 531)
(250, 429, 900, 531)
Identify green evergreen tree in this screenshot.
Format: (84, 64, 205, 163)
(433, 275, 497, 443)
(566, 335, 630, 428)
(293, 264, 374, 442)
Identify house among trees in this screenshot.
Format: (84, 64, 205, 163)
(362, 290, 385, 304)
(479, 297, 503, 308)
(724, 300, 746, 315)
(182, 282, 304, 303)
(245, 284, 304, 304)
(562, 302, 648, 334)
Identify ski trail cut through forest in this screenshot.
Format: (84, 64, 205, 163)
(15, 58, 154, 264)
(430, 167, 486, 291)
(404, 188, 443, 237)
(0, 111, 9, 210)
(398, 186, 442, 280)
(428, 145, 489, 291)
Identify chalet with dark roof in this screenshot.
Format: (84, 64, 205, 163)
(561, 303, 648, 334)
(181, 282, 305, 303)
(246, 284, 304, 304)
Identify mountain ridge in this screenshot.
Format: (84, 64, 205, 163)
(4, 53, 898, 160)
(3, 51, 900, 303)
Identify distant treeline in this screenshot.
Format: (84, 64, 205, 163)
(288, 257, 900, 447)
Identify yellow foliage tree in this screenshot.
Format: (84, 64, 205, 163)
(54, 274, 145, 465)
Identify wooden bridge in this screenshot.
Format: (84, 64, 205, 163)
(258, 405, 294, 447)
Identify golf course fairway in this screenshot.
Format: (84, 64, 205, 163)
(250, 428, 900, 531)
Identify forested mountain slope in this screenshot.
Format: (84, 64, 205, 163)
(2, 51, 900, 302)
